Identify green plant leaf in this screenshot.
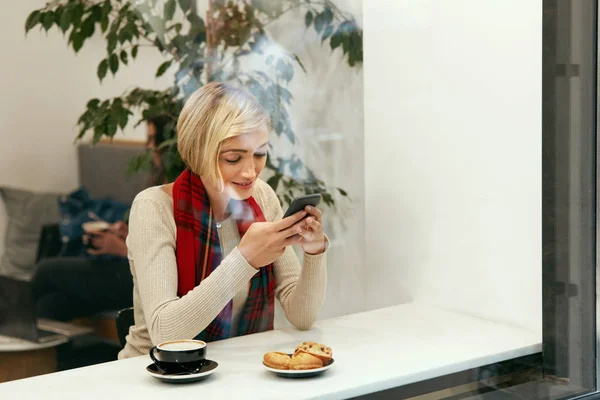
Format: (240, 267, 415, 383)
(275, 85, 293, 104)
(156, 60, 173, 77)
(337, 20, 354, 35)
(168, 22, 183, 33)
(41, 11, 55, 31)
(93, 125, 105, 143)
(71, 3, 84, 25)
(91, 5, 103, 21)
(109, 53, 119, 74)
(330, 32, 342, 50)
(164, 0, 177, 20)
(322, 24, 334, 43)
(59, 7, 71, 33)
(101, 17, 109, 33)
(304, 11, 313, 28)
(131, 45, 139, 59)
(25, 10, 41, 33)
(153, 37, 166, 52)
(322, 8, 334, 26)
(107, 32, 117, 53)
(102, 1, 113, 17)
(118, 29, 129, 44)
(97, 59, 108, 81)
(276, 59, 294, 82)
(117, 108, 129, 129)
(342, 34, 351, 54)
(120, 50, 128, 65)
(81, 16, 95, 39)
(72, 32, 84, 52)
(187, 13, 205, 33)
(87, 98, 100, 108)
(267, 174, 281, 192)
(177, 0, 193, 13)
(338, 188, 348, 196)
(292, 53, 306, 73)
(53, 8, 64, 32)
(106, 117, 118, 136)
(313, 12, 325, 34)
(284, 127, 295, 144)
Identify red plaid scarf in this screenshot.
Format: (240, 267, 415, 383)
(172, 169, 275, 341)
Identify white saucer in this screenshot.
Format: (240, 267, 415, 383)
(146, 360, 218, 383)
(263, 358, 334, 378)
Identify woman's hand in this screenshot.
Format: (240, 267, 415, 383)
(84, 232, 128, 257)
(238, 211, 308, 269)
(297, 206, 326, 255)
(108, 221, 129, 240)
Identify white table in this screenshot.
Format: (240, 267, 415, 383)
(0, 301, 541, 399)
(0, 335, 68, 352)
(0, 319, 93, 382)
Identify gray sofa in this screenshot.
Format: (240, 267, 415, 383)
(0, 141, 149, 278)
(77, 142, 149, 204)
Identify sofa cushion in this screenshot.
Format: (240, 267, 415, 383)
(0, 187, 61, 278)
(78, 142, 149, 205)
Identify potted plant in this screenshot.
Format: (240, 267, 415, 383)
(25, 0, 362, 207)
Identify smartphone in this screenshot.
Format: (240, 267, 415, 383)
(283, 194, 322, 219)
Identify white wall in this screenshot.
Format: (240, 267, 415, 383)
(0, 0, 171, 194)
(363, 0, 542, 335)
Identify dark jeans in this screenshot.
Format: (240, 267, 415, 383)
(32, 257, 133, 322)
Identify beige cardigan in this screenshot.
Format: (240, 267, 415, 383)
(118, 179, 327, 359)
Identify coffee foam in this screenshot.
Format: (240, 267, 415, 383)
(158, 340, 206, 351)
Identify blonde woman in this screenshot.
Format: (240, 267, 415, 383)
(119, 82, 328, 358)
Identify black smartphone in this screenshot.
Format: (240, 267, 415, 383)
(283, 194, 322, 219)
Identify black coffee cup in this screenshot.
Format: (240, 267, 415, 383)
(149, 339, 207, 373)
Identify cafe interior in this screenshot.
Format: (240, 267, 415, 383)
(0, 0, 599, 399)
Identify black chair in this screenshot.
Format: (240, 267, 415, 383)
(36, 223, 85, 262)
(116, 307, 134, 347)
(36, 224, 62, 262)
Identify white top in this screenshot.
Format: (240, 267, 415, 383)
(0, 301, 541, 399)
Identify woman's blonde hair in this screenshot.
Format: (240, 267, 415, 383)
(177, 82, 270, 187)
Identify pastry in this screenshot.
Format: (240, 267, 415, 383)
(263, 351, 291, 370)
(290, 352, 323, 370)
(293, 341, 333, 362)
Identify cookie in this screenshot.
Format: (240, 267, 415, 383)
(294, 341, 333, 362)
(290, 352, 323, 370)
(263, 351, 291, 370)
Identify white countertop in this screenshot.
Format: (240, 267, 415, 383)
(0, 319, 93, 352)
(0, 301, 541, 399)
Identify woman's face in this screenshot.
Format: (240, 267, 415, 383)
(217, 127, 269, 200)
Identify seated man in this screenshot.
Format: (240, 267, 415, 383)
(32, 221, 131, 322)
(32, 115, 170, 322)
(30, 116, 171, 370)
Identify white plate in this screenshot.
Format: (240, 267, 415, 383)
(263, 358, 334, 378)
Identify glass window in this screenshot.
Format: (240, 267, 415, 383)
(1, 2, 600, 400)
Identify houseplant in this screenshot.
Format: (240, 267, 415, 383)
(25, 0, 362, 207)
